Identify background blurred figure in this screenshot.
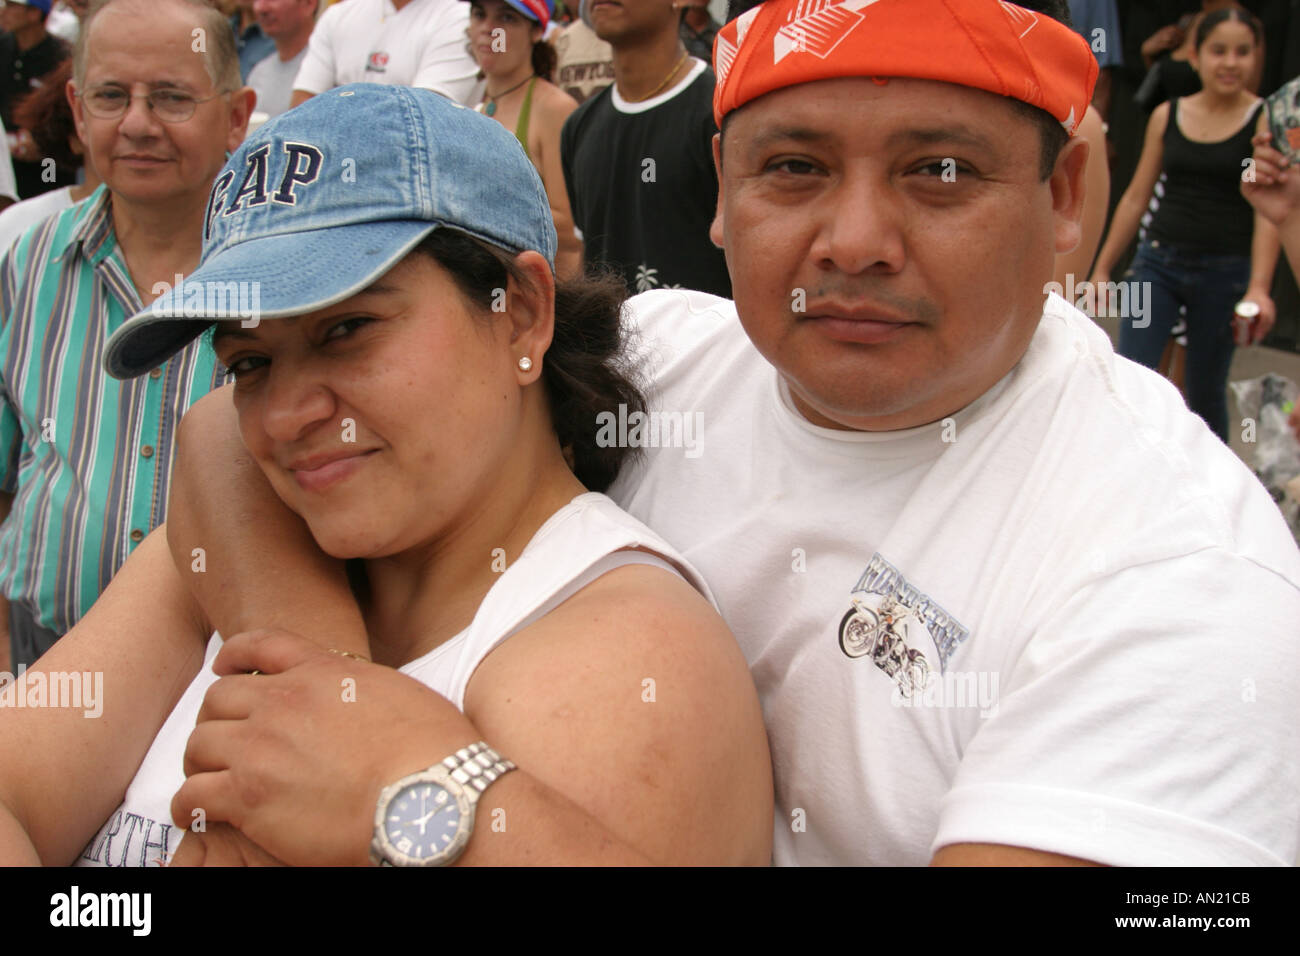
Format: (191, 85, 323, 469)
(291, 0, 481, 107)
(553, 0, 611, 103)
(247, 0, 317, 117)
(676, 0, 715, 63)
(468, 0, 580, 277)
(0, 0, 72, 199)
(1032, 0, 1111, 285)
(0, 131, 15, 211)
(1091, 7, 1278, 443)
(1068, 0, 1121, 124)
(45, 0, 86, 43)
(0, 59, 98, 251)
(561, 0, 729, 297)
(975, 1, 1110, 300)
(225, 0, 276, 81)
(1135, 0, 1260, 112)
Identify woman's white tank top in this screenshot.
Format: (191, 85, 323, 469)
(74, 493, 712, 867)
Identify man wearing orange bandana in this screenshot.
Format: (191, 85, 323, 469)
(608, 0, 1297, 865)
(164, 0, 1300, 867)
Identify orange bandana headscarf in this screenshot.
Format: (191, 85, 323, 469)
(713, 0, 1098, 134)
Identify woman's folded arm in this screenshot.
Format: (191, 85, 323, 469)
(0, 528, 209, 865)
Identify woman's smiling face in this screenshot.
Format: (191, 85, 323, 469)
(212, 250, 528, 560)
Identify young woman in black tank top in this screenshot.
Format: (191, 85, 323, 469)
(1135, 3, 1265, 112)
(1090, 8, 1279, 444)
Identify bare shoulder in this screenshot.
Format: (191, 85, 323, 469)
(464, 561, 773, 864)
(534, 80, 579, 124)
(1247, 94, 1266, 126)
(1150, 99, 1171, 129)
(470, 560, 747, 694)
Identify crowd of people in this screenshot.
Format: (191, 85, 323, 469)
(0, 0, 1294, 869)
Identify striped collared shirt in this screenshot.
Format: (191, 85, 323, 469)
(0, 185, 225, 634)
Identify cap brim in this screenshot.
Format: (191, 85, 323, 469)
(463, 0, 545, 21)
(104, 219, 437, 379)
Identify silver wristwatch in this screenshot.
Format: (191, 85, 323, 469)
(370, 742, 517, 866)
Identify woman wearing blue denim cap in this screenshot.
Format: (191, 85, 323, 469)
(0, 84, 772, 866)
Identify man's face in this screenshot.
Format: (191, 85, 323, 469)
(713, 77, 1086, 432)
(1, 1, 37, 33)
(253, 0, 314, 39)
(587, 0, 676, 46)
(69, 2, 250, 209)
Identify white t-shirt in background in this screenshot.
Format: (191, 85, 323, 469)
(0, 132, 17, 204)
(46, 6, 81, 45)
(248, 47, 309, 118)
(0, 186, 73, 254)
(293, 0, 481, 106)
(609, 289, 1300, 867)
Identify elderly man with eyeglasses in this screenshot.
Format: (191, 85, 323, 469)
(0, 0, 252, 671)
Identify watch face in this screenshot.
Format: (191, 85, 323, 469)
(380, 779, 470, 864)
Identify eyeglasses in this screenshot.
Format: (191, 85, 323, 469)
(77, 86, 230, 123)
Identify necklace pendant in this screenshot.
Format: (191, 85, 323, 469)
(485, 101, 497, 117)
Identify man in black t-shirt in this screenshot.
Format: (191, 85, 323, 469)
(561, 0, 730, 298)
(0, 0, 71, 199)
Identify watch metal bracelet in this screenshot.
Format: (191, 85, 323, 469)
(444, 741, 517, 802)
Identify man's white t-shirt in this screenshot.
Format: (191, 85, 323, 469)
(293, 0, 481, 106)
(608, 289, 1300, 867)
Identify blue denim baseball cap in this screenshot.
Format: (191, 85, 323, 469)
(462, 0, 555, 29)
(104, 83, 557, 380)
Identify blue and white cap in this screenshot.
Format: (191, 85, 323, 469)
(104, 83, 557, 380)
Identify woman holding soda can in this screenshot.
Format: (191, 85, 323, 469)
(1090, 7, 1279, 444)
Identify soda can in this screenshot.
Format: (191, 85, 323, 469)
(1233, 300, 1261, 347)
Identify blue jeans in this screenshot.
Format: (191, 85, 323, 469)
(1116, 239, 1249, 443)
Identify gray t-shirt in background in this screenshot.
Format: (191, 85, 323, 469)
(248, 47, 309, 119)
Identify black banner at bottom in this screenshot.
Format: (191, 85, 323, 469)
(2, 865, 1289, 943)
